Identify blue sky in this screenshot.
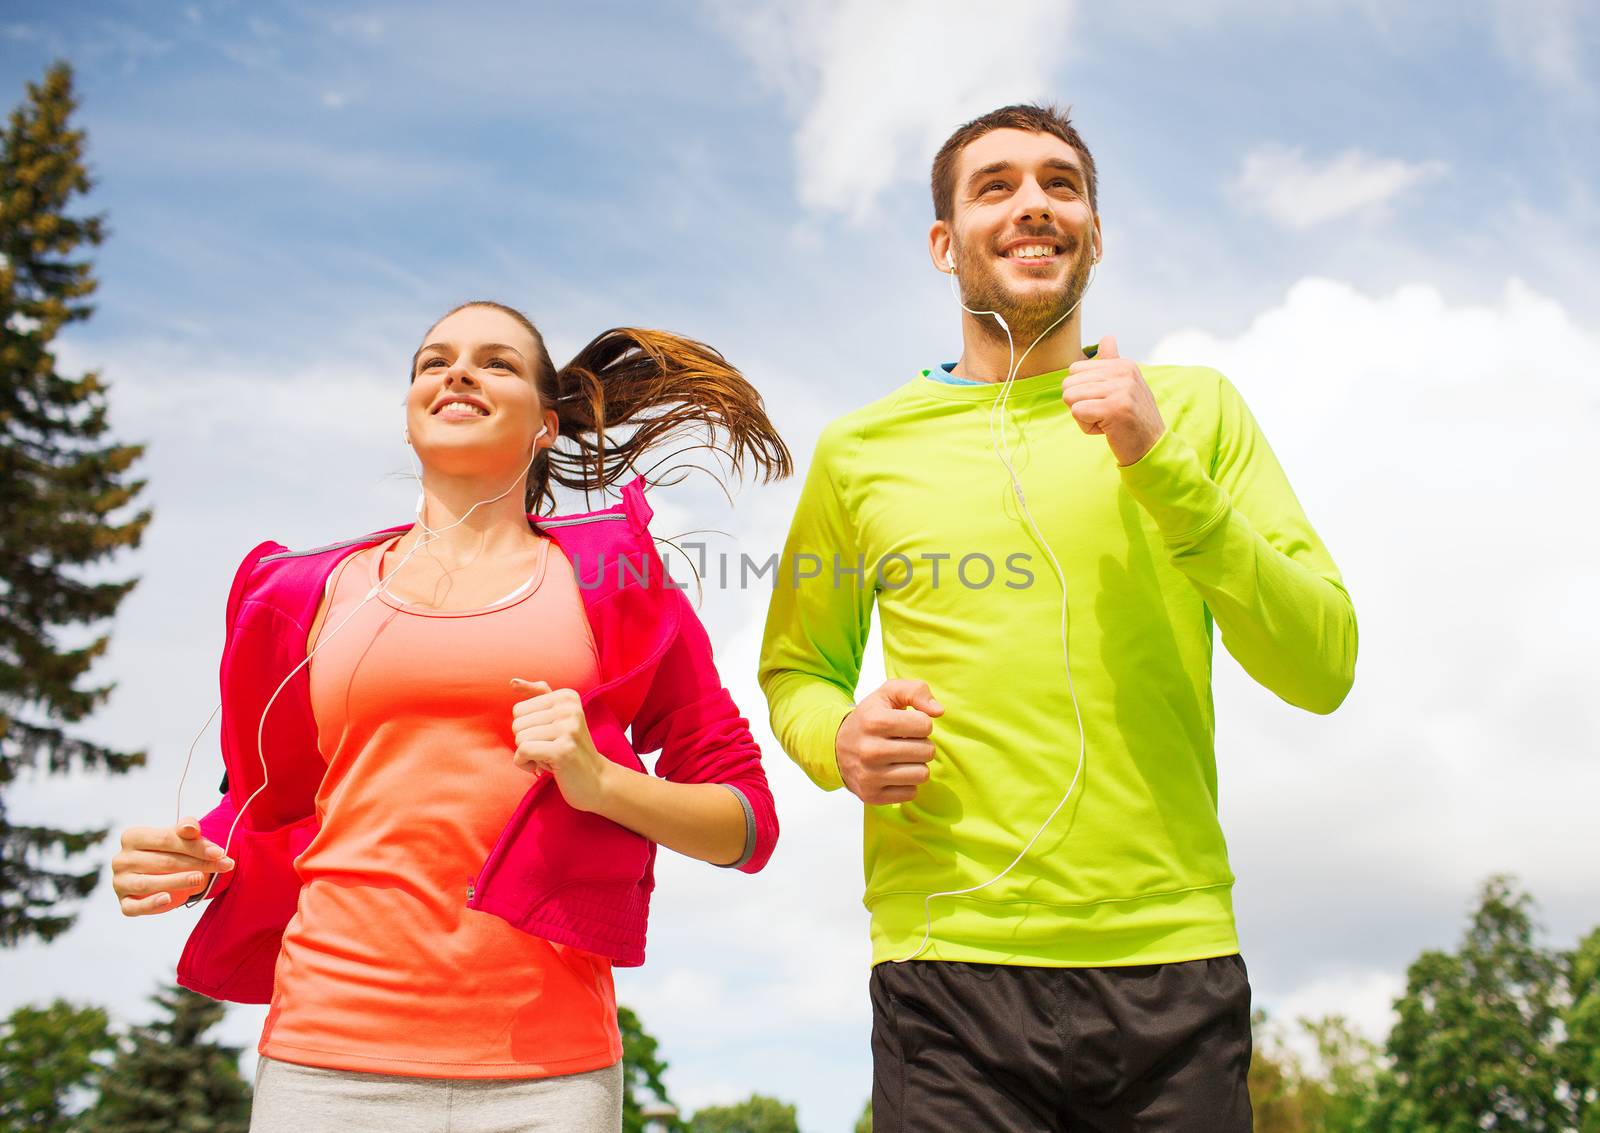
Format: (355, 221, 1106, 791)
(4, 2, 1598, 1129)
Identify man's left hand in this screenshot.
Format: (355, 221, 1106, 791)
(1062, 335, 1167, 467)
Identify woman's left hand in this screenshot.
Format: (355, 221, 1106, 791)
(510, 678, 614, 814)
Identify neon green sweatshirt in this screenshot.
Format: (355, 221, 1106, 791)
(757, 356, 1357, 968)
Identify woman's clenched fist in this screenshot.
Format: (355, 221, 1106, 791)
(112, 816, 234, 916)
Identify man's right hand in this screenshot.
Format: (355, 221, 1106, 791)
(112, 816, 234, 916)
(836, 679, 944, 805)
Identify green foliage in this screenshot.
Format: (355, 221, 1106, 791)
(0, 60, 149, 946)
(687, 1093, 799, 1133)
(1249, 1008, 1384, 1133)
(1562, 927, 1600, 1131)
(1376, 874, 1575, 1132)
(854, 1098, 871, 1133)
(0, 999, 115, 1132)
(621, 1005, 683, 1133)
(81, 987, 249, 1133)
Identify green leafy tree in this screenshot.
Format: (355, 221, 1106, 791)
(1561, 926, 1600, 1132)
(0, 999, 115, 1131)
(854, 1099, 871, 1133)
(0, 60, 149, 946)
(1376, 874, 1574, 1132)
(1302, 1015, 1384, 1133)
(686, 1093, 798, 1133)
(1249, 1008, 1385, 1133)
(1249, 1008, 1314, 1132)
(621, 1005, 682, 1133)
(82, 986, 249, 1133)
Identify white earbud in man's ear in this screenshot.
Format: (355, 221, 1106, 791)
(945, 250, 957, 273)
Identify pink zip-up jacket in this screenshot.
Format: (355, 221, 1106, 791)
(175, 475, 778, 1004)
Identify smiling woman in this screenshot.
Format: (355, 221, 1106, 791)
(111, 300, 794, 1132)
(406, 301, 792, 514)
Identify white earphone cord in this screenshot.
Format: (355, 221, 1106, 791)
(891, 226, 1097, 964)
(176, 431, 546, 897)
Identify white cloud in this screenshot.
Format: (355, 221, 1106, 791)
(1255, 966, 1402, 1077)
(707, 0, 1076, 222)
(1491, 0, 1595, 99)
(1150, 274, 1600, 990)
(1232, 144, 1447, 229)
(1270, 966, 1402, 1042)
(323, 12, 387, 42)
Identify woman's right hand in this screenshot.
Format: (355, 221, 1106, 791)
(112, 816, 234, 916)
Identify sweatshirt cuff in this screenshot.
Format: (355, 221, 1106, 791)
(801, 704, 852, 792)
(1117, 428, 1230, 545)
(714, 785, 758, 870)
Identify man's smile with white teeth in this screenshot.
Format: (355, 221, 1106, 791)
(1002, 243, 1062, 259)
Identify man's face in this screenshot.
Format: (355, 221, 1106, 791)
(934, 128, 1099, 348)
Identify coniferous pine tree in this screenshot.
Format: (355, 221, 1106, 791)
(0, 998, 116, 1132)
(0, 60, 149, 945)
(83, 985, 250, 1133)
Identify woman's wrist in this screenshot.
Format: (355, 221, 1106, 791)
(579, 756, 634, 818)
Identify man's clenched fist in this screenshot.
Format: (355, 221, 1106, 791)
(1061, 334, 1166, 466)
(836, 679, 944, 805)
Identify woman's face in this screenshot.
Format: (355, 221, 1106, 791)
(405, 305, 555, 477)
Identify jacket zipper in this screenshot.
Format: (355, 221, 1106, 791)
(260, 533, 396, 563)
(536, 513, 628, 528)
(466, 523, 680, 911)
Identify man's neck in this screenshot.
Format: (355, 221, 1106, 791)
(948, 311, 1088, 383)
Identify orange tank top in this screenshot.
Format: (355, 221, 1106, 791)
(258, 534, 621, 1078)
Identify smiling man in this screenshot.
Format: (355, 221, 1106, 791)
(758, 104, 1358, 1130)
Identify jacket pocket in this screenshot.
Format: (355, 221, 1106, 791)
(176, 815, 319, 1004)
(472, 705, 651, 918)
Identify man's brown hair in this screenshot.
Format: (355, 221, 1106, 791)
(930, 103, 1098, 223)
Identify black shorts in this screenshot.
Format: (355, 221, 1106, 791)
(868, 954, 1253, 1133)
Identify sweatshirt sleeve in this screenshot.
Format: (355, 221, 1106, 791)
(1116, 371, 1358, 714)
(757, 420, 876, 791)
(631, 583, 779, 874)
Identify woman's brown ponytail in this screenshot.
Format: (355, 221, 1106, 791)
(416, 302, 792, 515)
(533, 327, 793, 513)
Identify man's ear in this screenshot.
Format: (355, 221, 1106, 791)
(928, 220, 955, 275)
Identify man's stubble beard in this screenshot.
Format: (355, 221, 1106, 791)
(955, 237, 1094, 355)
